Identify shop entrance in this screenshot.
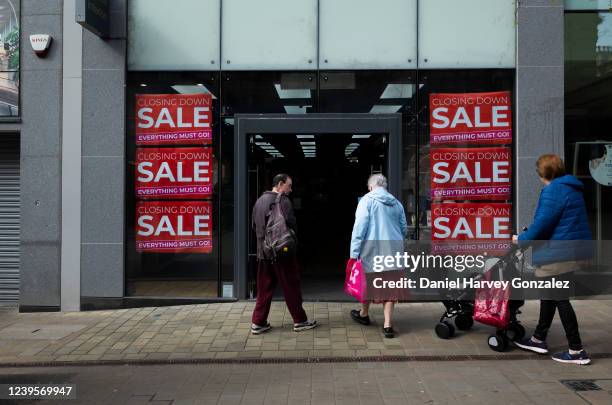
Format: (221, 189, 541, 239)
(234, 114, 402, 300)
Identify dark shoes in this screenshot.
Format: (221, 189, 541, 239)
(551, 350, 591, 365)
(350, 309, 371, 325)
(351, 309, 395, 338)
(514, 337, 548, 354)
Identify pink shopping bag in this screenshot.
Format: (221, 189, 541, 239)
(473, 271, 511, 329)
(344, 258, 366, 302)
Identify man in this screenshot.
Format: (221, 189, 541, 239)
(251, 174, 318, 334)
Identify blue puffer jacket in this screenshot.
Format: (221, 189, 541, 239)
(350, 187, 408, 259)
(518, 175, 592, 265)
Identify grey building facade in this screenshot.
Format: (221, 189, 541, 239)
(2, 0, 607, 312)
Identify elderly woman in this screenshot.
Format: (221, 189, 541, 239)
(349, 174, 408, 338)
(513, 154, 592, 365)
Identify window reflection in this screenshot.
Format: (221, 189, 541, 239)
(565, 11, 612, 271)
(0, 0, 19, 117)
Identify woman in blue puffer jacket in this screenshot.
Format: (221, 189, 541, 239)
(513, 154, 592, 365)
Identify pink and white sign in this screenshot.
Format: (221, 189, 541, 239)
(135, 93, 212, 145)
(430, 147, 511, 200)
(431, 203, 512, 255)
(136, 201, 213, 253)
(430, 91, 512, 145)
(135, 147, 212, 199)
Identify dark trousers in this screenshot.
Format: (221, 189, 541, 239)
(251, 255, 307, 326)
(533, 299, 583, 351)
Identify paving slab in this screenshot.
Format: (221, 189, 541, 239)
(0, 360, 602, 404)
(0, 301, 611, 365)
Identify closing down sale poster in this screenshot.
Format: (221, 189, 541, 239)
(431, 202, 512, 254)
(136, 201, 212, 254)
(135, 93, 212, 145)
(430, 147, 511, 200)
(135, 147, 212, 199)
(430, 91, 512, 145)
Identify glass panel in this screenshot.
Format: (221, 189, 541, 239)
(222, 0, 317, 70)
(417, 70, 515, 240)
(319, 0, 417, 69)
(220, 118, 235, 294)
(419, 0, 516, 68)
(566, 0, 612, 10)
(402, 116, 418, 240)
(318, 71, 416, 114)
(0, 0, 19, 117)
(221, 72, 317, 115)
(0, 71, 18, 116)
(0, 0, 19, 71)
(565, 12, 612, 271)
(128, 0, 220, 71)
(126, 72, 221, 298)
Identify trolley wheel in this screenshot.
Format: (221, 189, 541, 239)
(455, 314, 474, 331)
(435, 321, 456, 339)
(506, 323, 526, 342)
(488, 332, 509, 352)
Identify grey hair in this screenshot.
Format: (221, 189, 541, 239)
(367, 173, 387, 189)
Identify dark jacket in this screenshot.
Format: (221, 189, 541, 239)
(252, 191, 296, 260)
(518, 175, 592, 265)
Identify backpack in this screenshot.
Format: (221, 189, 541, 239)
(263, 193, 297, 260)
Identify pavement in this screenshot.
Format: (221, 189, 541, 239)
(1, 300, 612, 365)
(2, 360, 612, 404)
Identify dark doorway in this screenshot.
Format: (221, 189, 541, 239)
(248, 133, 388, 300)
(234, 114, 402, 300)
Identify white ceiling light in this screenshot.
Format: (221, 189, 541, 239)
(345, 142, 360, 156)
(284, 106, 310, 114)
(300, 142, 316, 145)
(171, 85, 218, 99)
(369, 105, 403, 114)
(352, 135, 371, 139)
(380, 84, 414, 99)
(297, 135, 314, 139)
(274, 84, 311, 99)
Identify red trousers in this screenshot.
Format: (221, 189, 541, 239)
(251, 255, 308, 325)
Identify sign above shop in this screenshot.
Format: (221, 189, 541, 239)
(76, 0, 110, 38)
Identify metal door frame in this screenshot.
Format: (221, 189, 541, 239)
(233, 114, 402, 299)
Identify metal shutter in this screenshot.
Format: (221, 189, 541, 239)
(0, 134, 19, 302)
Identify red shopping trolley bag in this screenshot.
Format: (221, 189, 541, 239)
(473, 271, 511, 329)
(344, 258, 366, 303)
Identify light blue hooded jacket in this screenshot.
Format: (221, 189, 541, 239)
(350, 187, 408, 259)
